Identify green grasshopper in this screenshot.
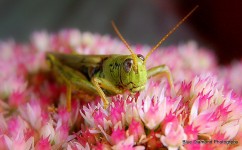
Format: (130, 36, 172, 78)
(46, 6, 198, 111)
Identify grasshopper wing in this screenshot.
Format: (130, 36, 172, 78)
(47, 52, 110, 69)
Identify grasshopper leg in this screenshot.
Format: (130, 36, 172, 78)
(59, 71, 97, 111)
(47, 54, 98, 111)
(66, 84, 72, 112)
(147, 64, 175, 96)
(91, 77, 123, 109)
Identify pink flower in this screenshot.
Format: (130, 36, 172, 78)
(40, 119, 69, 146)
(0, 114, 7, 134)
(57, 106, 71, 124)
(160, 122, 187, 150)
(109, 97, 125, 125)
(8, 91, 26, 107)
(75, 129, 97, 146)
(7, 117, 27, 138)
(1, 30, 242, 149)
(19, 101, 42, 130)
(92, 142, 111, 150)
(59, 29, 82, 48)
(219, 61, 242, 95)
(4, 135, 34, 150)
(146, 131, 162, 149)
(92, 108, 108, 128)
(137, 88, 167, 130)
(124, 96, 140, 124)
(112, 136, 145, 150)
(35, 137, 52, 150)
(128, 119, 145, 142)
(31, 31, 50, 51)
(40, 122, 55, 141)
(0, 136, 8, 150)
(184, 124, 199, 140)
(110, 127, 126, 145)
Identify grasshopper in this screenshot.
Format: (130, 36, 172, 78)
(46, 6, 198, 111)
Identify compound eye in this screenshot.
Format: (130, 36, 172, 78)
(123, 58, 133, 72)
(137, 54, 145, 61)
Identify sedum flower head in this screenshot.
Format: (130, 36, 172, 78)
(0, 29, 242, 149)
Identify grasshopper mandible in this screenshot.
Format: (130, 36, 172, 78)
(47, 6, 198, 111)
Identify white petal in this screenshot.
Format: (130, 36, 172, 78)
(24, 137, 34, 150)
(40, 122, 55, 140)
(189, 97, 199, 124)
(4, 135, 12, 150)
(221, 120, 240, 139)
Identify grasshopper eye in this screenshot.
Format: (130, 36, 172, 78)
(123, 58, 133, 72)
(137, 54, 145, 61)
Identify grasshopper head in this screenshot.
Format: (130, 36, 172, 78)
(120, 54, 147, 93)
(112, 5, 198, 91)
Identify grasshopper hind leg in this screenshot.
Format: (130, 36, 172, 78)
(47, 54, 98, 111)
(66, 84, 72, 112)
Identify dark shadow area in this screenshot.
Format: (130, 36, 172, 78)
(0, 0, 241, 64)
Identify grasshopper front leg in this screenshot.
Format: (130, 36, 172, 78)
(147, 64, 175, 96)
(91, 77, 123, 109)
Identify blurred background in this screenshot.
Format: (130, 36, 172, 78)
(0, 0, 241, 64)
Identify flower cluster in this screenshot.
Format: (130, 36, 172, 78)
(0, 29, 242, 149)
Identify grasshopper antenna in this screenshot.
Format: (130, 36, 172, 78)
(144, 5, 199, 64)
(111, 21, 138, 72)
